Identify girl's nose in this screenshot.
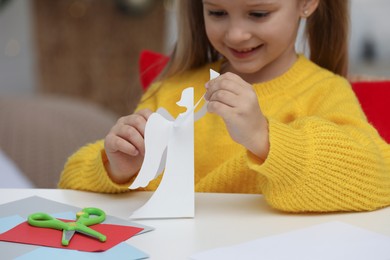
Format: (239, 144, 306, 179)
(225, 22, 251, 44)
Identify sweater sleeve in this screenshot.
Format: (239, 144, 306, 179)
(197, 78, 390, 213)
(248, 78, 390, 212)
(196, 115, 390, 213)
(248, 117, 390, 212)
(58, 140, 133, 193)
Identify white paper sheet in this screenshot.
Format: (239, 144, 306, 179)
(190, 221, 390, 260)
(129, 70, 219, 219)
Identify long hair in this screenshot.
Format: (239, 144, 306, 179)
(306, 0, 350, 77)
(163, 0, 350, 79)
(163, 0, 219, 78)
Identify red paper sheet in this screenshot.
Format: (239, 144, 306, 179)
(0, 219, 143, 252)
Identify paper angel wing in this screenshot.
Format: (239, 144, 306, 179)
(156, 107, 175, 121)
(129, 110, 174, 189)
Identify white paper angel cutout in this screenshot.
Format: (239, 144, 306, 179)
(129, 69, 219, 219)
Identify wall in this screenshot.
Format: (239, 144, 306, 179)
(0, 0, 35, 94)
(350, 0, 390, 77)
(31, 0, 166, 115)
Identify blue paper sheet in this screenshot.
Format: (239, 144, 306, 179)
(15, 242, 149, 260)
(0, 215, 25, 233)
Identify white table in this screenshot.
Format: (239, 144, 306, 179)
(1, 189, 390, 259)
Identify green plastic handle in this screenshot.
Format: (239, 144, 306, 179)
(28, 213, 69, 230)
(76, 207, 106, 226)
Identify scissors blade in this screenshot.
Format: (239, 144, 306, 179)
(77, 229, 103, 240)
(63, 230, 75, 245)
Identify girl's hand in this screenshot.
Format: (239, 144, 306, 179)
(104, 109, 153, 184)
(204, 72, 269, 160)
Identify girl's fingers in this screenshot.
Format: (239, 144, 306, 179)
(105, 133, 139, 156)
(136, 109, 153, 121)
(205, 72, 252, 101)
(207, 100, 235, 119)
(116, 114, 148, 137)
(205, 78, 239, 100)
(105, 109, 153, 156)
(207, 89, 238, 108)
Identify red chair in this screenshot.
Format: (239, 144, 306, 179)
(138, 50, 169, 91)
(351, 81, 390, 143)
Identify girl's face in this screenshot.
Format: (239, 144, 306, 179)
(203, 0, 305, 83)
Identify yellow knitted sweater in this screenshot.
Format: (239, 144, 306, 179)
(58, 55, 390, 212)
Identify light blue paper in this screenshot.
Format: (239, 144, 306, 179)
(0, 212, 75, 235)
(0, 215, 25, 233)
(51, 211, 76, 220)
(15, 242, 149, 260)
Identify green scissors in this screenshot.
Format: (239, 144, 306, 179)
(28, 207, 107, 246)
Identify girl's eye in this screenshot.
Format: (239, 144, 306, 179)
(208, 10, 227, 17)
(250, 12, 269, 18)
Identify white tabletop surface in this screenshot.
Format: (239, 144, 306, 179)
(1, 189, 390, 259)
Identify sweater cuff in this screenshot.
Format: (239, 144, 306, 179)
(59, 140, 132, 193)
(93, 148, 134, 192)
(246, 118, 311, 189)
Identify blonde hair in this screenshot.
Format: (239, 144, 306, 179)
(306, 0, 350, 77)
(163, 0, 218, 78)
(164, 0, 350, 78)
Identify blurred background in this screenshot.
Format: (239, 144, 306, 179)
(0, 0, 177, 115)
(0, 0, 389, 188)
(1, 0, 389, 114)
(350, 0, 390, 78)
(0, 0, 176, 188)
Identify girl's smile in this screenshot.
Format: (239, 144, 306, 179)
(228, 44, 263, 59)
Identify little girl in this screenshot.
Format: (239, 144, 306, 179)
(59, 0, 390, 213)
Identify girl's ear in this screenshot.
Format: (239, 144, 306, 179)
(300, 0, 320, 18)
